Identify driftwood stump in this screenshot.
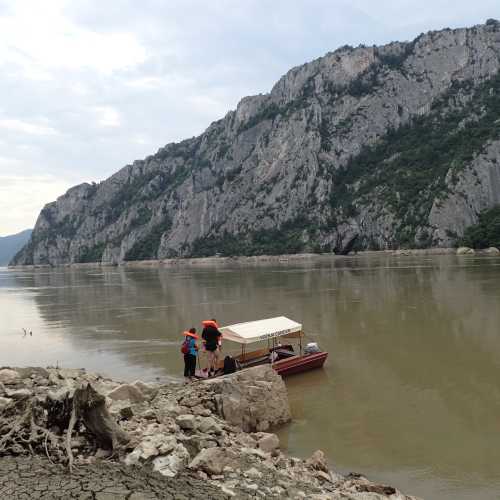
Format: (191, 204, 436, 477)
(66, 383, 129, 471)
(1, 382, 129, 472)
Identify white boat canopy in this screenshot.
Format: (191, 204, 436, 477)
(219, 316, 302, 345)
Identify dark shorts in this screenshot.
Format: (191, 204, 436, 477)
(205, 343, 218, 352)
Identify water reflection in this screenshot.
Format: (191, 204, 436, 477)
(1, 255, 500, 499)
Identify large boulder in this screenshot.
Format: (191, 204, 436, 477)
(204, 365, 291, 432)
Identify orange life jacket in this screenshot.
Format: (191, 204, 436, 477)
(183, 330, 199, 339)
(202, 320, 219, 329)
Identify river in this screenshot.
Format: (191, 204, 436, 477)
(1, 254, 499, 499)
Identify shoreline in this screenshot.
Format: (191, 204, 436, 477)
(0, 365, 420, 499)
(9, 246, 500, 270)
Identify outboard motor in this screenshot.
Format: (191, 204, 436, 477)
(304, 342, 321, 354)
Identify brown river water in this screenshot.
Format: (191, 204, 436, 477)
(1, 255, 499, 499)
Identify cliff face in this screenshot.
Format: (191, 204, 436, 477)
(12, 21, 500, 265)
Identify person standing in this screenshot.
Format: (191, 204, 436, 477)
(201, 319, 222, 377)
(182, 328, 198, 381)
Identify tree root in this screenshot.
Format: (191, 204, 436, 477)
(0, 382, 130, 472)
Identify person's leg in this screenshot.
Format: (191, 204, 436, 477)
(183, 354, 189, 378)
(208, 350, 216, 374)
(213, 347, 219, 371)
(188, 354, 196, 378)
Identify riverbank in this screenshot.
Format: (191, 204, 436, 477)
(0, 365, 420, 499)
(8, 245, 500, 270)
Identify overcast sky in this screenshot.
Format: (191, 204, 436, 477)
(1, 0, 499, 236)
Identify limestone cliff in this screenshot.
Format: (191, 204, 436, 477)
(12, 20, 500, 265)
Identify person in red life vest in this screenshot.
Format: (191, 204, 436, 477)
(201, 319, 222, 377)
(181, 328, 198, 381)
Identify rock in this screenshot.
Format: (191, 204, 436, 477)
(0, 382, 5, 396)
(257, 433, 280, 453)
(131, 380, 159, 400)
(0, 396, 13, 410)
(220, 485, 236, 497)
(244, 467, 262, 479)
(15, 367, 50, 379)
(47, 387, 71, 403)
(197, 416, 222, 435)
(57, 368, 85, 379)
(241, 447, 269, 460)
(205, 365, 291, 432)
(484, 246, 500, 254)
(305, 450, 330, 473)
(95, 448, 112, 459)
(48, 372, 60, 386)
(107, 384, 146, 403)
(456, 246, 475, 255)
(152, 444, 190, 477)
(176, 414, 196, 430)
(188, 447, 236, 475)
(0, 369, 20, 385)
(5, 388, 32, 400)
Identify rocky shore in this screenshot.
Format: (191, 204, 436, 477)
(7, 245, 500, 270)
(0, 365, 419, 499)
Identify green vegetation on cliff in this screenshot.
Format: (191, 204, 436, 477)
(124, 218, 172, 261)
(329, 71, 500, 246)
(190, 217, 311, 257)
(460, 205, 500, 248)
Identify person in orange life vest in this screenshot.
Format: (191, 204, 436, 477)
(201, 319, 222, 377)
(182, 328, 198, 380)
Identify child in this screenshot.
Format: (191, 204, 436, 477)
(182, 328, 198, 380)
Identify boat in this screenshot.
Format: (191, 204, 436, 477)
(196, 316, 328, 378)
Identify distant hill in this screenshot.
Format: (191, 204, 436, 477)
(12, 21, 500, 265)
(0, 229, 33, 266)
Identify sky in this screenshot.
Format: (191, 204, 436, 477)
(0, 0, 499, 236)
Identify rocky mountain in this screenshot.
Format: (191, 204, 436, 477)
(0, 229, 32, 266)
(12, 20, 500, 266)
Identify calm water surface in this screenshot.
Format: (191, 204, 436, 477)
(1, 255, 499, 499)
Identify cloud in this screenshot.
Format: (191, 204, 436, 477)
(0, 173, 75, 236)
(0, 0, 146, 75)
(0, 118, 59, 136)
(94, 106, 121, 128)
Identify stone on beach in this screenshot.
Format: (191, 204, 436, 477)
(188, 447, 236, 475)
(456, 246, 475, 255)
(176, 414, 196, 430)
(257, 432, 280, 453)
(152, 444, 190, 477)
(107, 383, 147, 403)
(0, 396, 13, 410)
(484, 246, 500, 254)
(204, 364, 291, 432)
(0, 369, 21, 385)
(305, 450, 330, 472)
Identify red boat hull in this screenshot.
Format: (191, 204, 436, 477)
(272, 351, 328, 376)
